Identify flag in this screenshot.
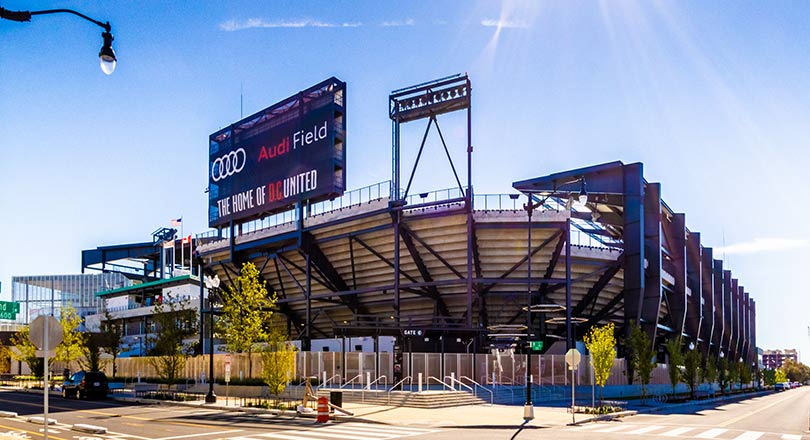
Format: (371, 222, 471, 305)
(170, 218, 182, 227)
(181, 234, 191, 244)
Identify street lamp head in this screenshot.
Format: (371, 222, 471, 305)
(99, 29, 116, 75)
(577, 178, 588, 206)
(689, 342, 695, 351)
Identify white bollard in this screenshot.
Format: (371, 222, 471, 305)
(451, 372, 456, 390)
(492, 372, 496, 386)
(418, 373, 423, 393)
(366, 372, 371, 389)
(323, 371, 327, 386)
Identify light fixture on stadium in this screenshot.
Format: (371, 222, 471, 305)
(0, 6, 117, 75)
(578, 178, 588, 205)
(522, 303, 566, 313)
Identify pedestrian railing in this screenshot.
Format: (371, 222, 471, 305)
(460, 376, 493, 405)
(387, 376, 413, 404)
(427, 376, 456, 392)
(339, 374, 363, 390)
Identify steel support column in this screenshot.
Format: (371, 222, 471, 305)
(668, 213, 688, 338)
(700, 247, 715, 356)
(642, 183, 663, 346)
(685, 232, 702, 343)
(622, 163, 646, 340)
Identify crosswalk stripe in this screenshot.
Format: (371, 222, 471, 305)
(781, 435, 802, 440)
(660, 427, 696, 437)
(731, 431, 764, 440)
(309, 427, 397, 438)
(696, 428, 729, 438)
(260, 431, 391, 440)
(593, 424, 635, 433)
(341, 424, 434, 434)
(626, 425, 664, 435)
(567, 423, 607, 431)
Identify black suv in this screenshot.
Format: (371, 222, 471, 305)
(62, 371, 109, 399)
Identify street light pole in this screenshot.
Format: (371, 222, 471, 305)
(0, 6, 117, 74)
(524, 194, 534, 421)
(204, 275, 220, 404)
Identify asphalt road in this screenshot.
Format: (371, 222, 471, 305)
(0, 388, 807, 440)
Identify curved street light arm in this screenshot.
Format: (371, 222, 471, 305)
(1, 7, 110, 31)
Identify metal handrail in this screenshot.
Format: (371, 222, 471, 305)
(387, 376, 412, 404)
(364, 375, 387, 390)
(361, 375, 387, 403)
(460, 375, 494, 405)
(427, 376, 456, 392)
(339, 374, 363, 390)
(321, 374, 342, 388)
(443, 375, 474, 393)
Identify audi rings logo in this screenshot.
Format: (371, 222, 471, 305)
(211, 148, 247, 182)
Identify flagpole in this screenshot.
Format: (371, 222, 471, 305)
(181, 217, 184, 272)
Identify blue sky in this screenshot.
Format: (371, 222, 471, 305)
(1, 1, 808, 358)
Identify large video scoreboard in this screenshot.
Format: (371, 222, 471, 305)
(208, 78, 346, 228)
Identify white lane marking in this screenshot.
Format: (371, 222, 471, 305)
(626, 425, 664, 435)
(731, 432, 764, 440)
(152, 429, 243, 440)
(102, 431, 152, 440)
(593, 424, 636, 433)
(781, 435, 802, 440)
(660, 427, 696, 437)
(696, 428, 729, 438)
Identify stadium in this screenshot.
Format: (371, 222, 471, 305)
(191, 74, 756, 368)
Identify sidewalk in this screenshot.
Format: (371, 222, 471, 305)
(110, 392, 616, 429)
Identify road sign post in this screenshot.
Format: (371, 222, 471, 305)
(565, 348, 581, 424)
(29, 315, 63, 440)
(224, 354, 231, 405)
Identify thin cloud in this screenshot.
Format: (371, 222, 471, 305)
(480, 18, 528, 29)
(714, 238, 809, 255)
(220, 18, 362, 31)
(380, 19, 415, 27)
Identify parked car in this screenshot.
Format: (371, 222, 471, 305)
(774, 382, 789, 391)
(62, 371, 109, 399)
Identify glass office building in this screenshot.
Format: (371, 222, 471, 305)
(10, 273, 131, 323)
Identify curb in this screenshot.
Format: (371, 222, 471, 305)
(27, 417, 56, 425)
(0, 412, 17, 418)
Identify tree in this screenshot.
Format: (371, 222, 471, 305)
(664, 338, 683, 394)
(739, 363, 753, 389)
(583, 323, 616, 406)
(10, 327, 43, 378)
(78, 333, 106, 372)
(218, 262, 276, 378)
(261, 319, 296, 402)
(628, 323, 656, 402)
(775, 368, 787, 384)
(782, 359, 810, 383)
(100, 310, 123, 378)
(762, 368, 776, 386)
(702, 355, 717, 387)
(717, 357, 730, 394)
(726, 359, 740, 391)
(147, 293, 198, 387)
(681, 347, 702, 400)
(55, 305, 86, 370)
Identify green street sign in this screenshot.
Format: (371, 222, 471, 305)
(0, 301, 19, 320)
(530, 341, 543, 351)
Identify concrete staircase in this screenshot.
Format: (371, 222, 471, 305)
(316, 388, 488, 408)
